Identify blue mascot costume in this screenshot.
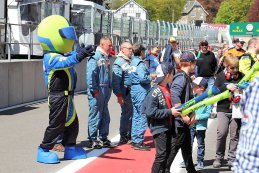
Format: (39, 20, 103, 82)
(36, 15, 94, 164)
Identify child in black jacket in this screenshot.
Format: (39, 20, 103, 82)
(142, 63, 181, 173)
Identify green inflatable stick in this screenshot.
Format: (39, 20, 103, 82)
(181, 61, 259, 116)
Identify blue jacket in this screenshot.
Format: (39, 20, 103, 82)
(43, 51, 79, 126)
(130, 56, 152, 88)
(43, 51, 78, 91)
(112, 55, 131, 98)
(146, 54, 160, 73)
(162, 44, 175, 68)
(142, 84, 174, 136)
(86, 49, 111, 95)
(193, 104, 211, 130)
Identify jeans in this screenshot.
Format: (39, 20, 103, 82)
(190, 127, 206, 162)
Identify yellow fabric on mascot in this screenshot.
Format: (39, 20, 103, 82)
(36, 15, 93, 164)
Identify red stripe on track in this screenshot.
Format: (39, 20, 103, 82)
(77, 130, 155, 173)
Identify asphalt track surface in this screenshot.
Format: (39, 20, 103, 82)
(0, 93, 233, 173)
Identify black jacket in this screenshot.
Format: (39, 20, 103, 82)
(214, 71, 244, 113)
(142, 84, 174, 136)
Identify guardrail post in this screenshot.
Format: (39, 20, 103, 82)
(8, 23, 11, 61)
(28, 24, 31, 60)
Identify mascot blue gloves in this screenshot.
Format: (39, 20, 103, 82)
(36, 15, 94, 164)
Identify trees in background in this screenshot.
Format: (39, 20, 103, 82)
(215, 0, 253, 24)
(111, 0, 186, 22)
(247, 0, 259, 22)
(111, 0, 257, 24)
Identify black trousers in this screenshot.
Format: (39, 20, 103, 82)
(152, 130, 172, 173)
(165, 126, 197, 173)
(40, 94, 79, 150)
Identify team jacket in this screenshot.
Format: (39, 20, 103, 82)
(86, 48, 111, 95)
(129, 56, 152, 87)
(224, 47, 246, 58)
(142, 84, 174, 136)
(112, 53, 131, 98)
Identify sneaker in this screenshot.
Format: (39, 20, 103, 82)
(228, 161, 233, 170)
(127, 135, 132, 144)
(92, 140, 102, 149)
(196, 161, 204, 169)
(87, 140, 102, 149)
(119, 136, 129, 144)
(213, 159, 222, 168)
(179, 161, 186, 168)
(101, 139, 116, 148)
(132, 142, 150, 151)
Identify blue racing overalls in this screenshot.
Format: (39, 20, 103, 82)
(86, 49, 112, 142)
(112, 54, 133, 138)
(129, 56, 152, 144)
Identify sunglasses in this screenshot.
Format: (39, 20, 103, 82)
(228, 66, 239, 70)
(201, 44, 208, 47)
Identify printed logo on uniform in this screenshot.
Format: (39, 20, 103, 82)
(128, 66, 137, 73)
(121, 63, 130, 71)
(97, 59, 106, 66)
(59, 57, 68, 61)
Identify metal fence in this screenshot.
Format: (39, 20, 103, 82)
(0, 9, 219, 61)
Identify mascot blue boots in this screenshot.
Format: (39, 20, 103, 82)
(36, 15, 94, 164)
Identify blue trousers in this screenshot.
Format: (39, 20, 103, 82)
(131, 85, 148, 143)
(190, 127, 206, 162)
(87, 86, 111, 141)
(119, 94, 133, 137)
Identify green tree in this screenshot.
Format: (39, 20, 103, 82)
(111, 0, 128, 10)
(215, 0, 253, 24)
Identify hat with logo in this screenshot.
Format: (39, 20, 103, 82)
(199, 40, 208, 46)
(169, 37, 177, 43)
(192, 77, 208, 89)
(154, 63, 174, 84)
(233, 38, 245, 44)
(180, 51, 196, 62)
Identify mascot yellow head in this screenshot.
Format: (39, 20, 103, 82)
(37, 15, 77, 54)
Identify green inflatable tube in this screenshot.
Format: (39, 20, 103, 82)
(181, 61, 259, 116)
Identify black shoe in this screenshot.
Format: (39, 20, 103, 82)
(92, 140, 102, 149)
(119, 136, 129, 144)
(86, 140, 93, 148)
(132, 142, 150, 151)
(101, 139, 116, 148)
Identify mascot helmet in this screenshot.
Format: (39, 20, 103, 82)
(37, 15, 77, 54)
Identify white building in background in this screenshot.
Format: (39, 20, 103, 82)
(114, 0, 148, 20)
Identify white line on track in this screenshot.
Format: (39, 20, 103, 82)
(56, 135, 120, 173)
(56, 119, 215, 173)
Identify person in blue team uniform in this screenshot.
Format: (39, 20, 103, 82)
(146, 46, 160, 74)
(36, 15, 94, 164)
(86, 36, 115, 149)
(129, 44, 156, 150)
(112, 41, 133, 144)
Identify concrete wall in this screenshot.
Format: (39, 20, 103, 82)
(0, 59, 87, 109)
